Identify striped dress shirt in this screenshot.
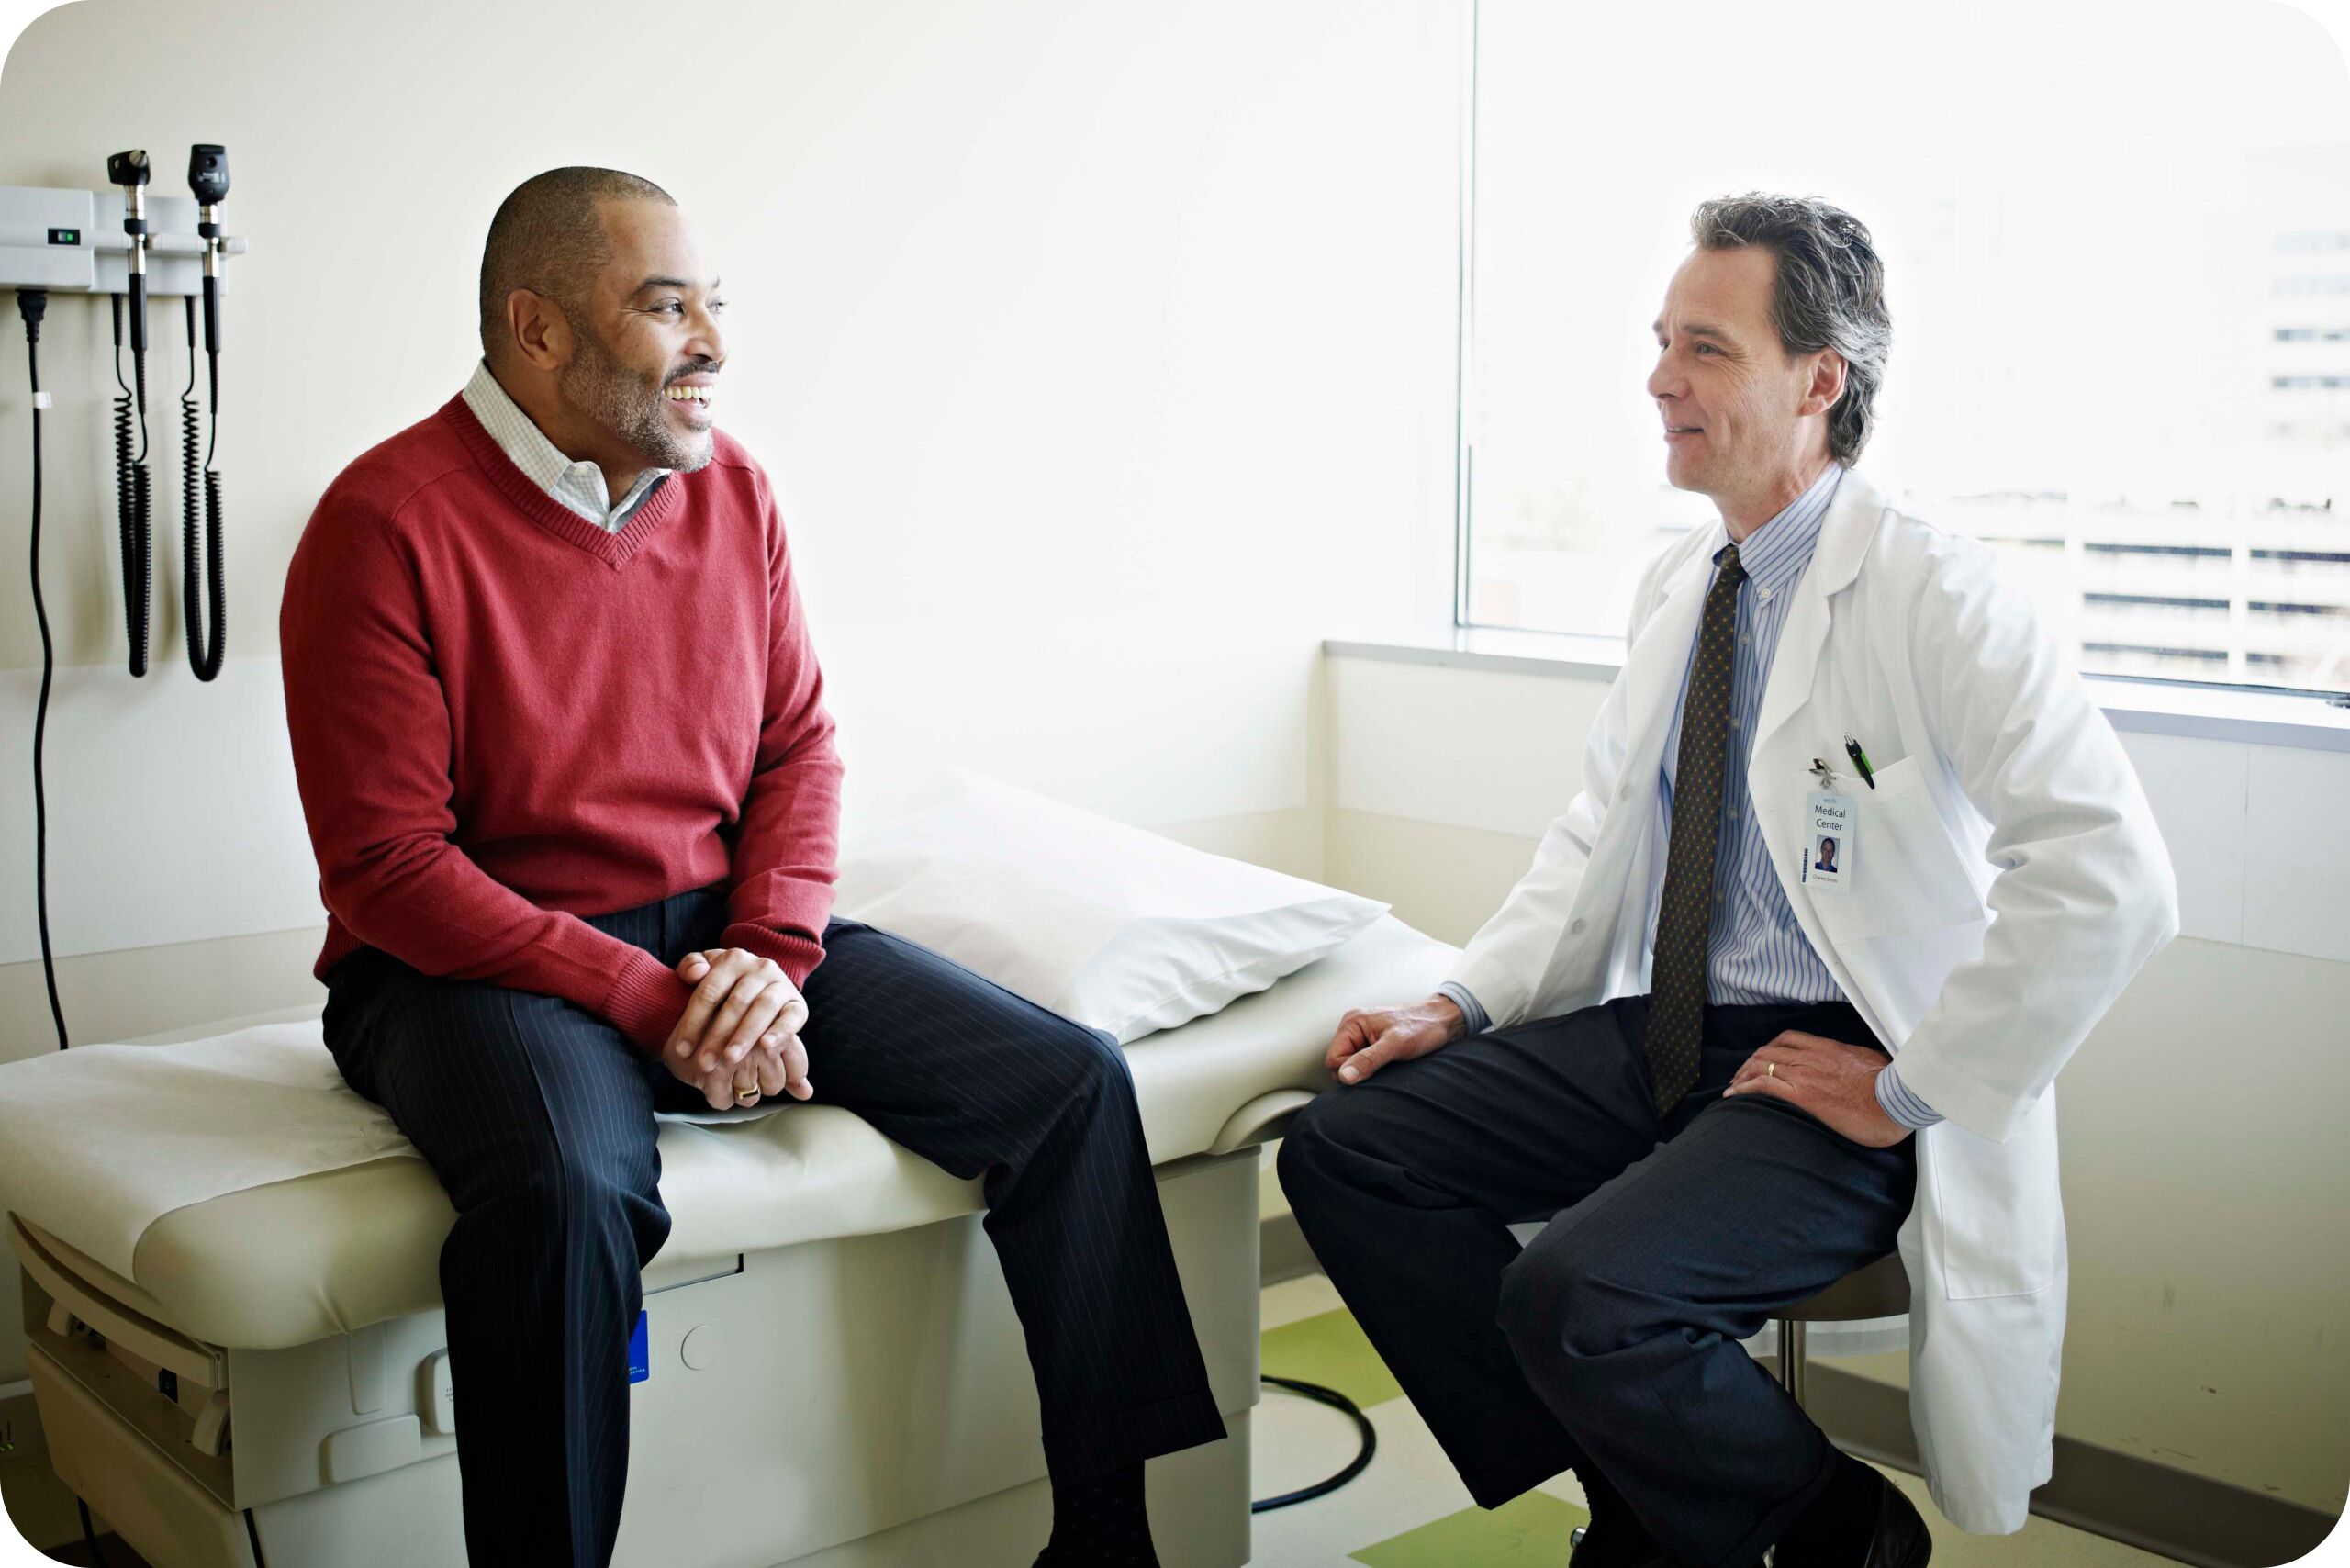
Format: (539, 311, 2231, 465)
(460, 360, 670, 532)
(1441, 464, 1942, 1129)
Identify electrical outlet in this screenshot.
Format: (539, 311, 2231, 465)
(0, 1383, 89, 1558)
(0, 1386, 46, 1467)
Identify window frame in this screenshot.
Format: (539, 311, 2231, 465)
(1443, 0, 2350, 711)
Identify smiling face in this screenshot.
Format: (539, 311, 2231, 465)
(1647, 244, 1844, 532)
(557, 197, 727, 475)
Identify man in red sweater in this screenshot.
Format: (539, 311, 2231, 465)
(280, 167, 1221, 1568)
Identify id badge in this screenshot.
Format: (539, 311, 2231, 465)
(1802, 790, 1854, 888)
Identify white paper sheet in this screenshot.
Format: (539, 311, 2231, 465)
(0, 1022, 783, 1280)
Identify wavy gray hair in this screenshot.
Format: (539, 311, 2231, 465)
(1689, 193, 1891, 466)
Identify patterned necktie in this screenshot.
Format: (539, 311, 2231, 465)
(1646, 544, 1747, 1114)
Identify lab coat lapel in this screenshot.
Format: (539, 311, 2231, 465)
(1751, 469, 1887, 754)
(1752, 587, 1828, 756)
(1621, 542, 1718, 760)
(1748, 469, 1903, 1044)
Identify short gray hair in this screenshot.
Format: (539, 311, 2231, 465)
(479, 167, 676, 363)
(1689, 193, 1891, 466)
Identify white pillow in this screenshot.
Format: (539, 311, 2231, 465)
(832, 770, 1388, 1042)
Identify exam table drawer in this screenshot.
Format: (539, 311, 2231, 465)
(25, 1342, 258, 1568)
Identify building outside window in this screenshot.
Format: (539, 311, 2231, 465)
(1459, 0, 2350, 695)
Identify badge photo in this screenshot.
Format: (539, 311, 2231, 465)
(1803, 789, 1853, 888)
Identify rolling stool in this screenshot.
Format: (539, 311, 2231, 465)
(1772, 1249, 1910, 1409)
(1568, 1252, 1910, 1551)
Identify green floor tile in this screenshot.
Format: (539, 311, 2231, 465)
(1259, 1306, 1406, 1409)
(1349, 1490, 1590, 1567)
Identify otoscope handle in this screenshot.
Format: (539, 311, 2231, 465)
(201, 274, 220, 355)
(112, 149, 150, 357)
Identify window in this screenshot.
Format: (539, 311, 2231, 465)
(1458, 0, 2350, 696)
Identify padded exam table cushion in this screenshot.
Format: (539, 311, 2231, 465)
(13, 916, 1455, 1352)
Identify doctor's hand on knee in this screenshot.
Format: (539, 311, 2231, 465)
(1324, 996, 1466, 1085)
(666, 948, 813, 1102)
(1722, 1030, 1909, 1148)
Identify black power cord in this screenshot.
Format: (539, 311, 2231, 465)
(18, 288, 68, 1055)
(1250, 1375, 1377, 1512)
(20, 289, 92, 1568)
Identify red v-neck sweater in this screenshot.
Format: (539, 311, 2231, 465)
(280, 396, 843, 1050)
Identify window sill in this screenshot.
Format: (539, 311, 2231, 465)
(1324, 628, 2350, 754)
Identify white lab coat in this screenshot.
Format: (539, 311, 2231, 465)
(1443, 469, 2178, 1534)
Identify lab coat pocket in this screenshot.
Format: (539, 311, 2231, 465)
(1921, 1099, 2064, 1300)
(1810, 756, 1986, 941)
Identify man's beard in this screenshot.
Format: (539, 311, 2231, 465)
(559, 318, 712, 475)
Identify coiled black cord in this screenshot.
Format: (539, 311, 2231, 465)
(179, 297, 198, 611)
(1250, 1375, 1377, 1512)
(110, 297, 132, 624)
(180, 296, 224, 679)
(110, 294, 151, 678)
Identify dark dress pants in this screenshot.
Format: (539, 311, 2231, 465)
(322, 883, 1226, 1568)
(1276, 994, 1916, 1568)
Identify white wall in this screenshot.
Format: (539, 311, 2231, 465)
(0, 0, 1462, 978)
(1322, 649, 2350, 1514)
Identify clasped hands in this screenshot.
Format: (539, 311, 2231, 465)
(658, 948, 813, 1111)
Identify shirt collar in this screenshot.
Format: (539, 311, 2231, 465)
(1714, 463, 1843, 598)
(460, 361, 670, 531)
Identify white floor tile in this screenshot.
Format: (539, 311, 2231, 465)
(1260, 1272, 1348, 1331)
(1250, 1393, 1480, 1565)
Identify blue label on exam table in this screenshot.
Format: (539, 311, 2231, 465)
(629, 1310, 650, 1384)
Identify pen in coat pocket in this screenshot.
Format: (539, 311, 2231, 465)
(1844, 734, 1876, 790)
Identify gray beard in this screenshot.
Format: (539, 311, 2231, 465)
(559, 322, 712, 476)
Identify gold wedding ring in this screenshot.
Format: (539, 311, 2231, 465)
(1766, 1061, 1777, 1078)
(735, 1087, 761, 1104)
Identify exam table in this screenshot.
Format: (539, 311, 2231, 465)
(4, 915, 1457, 1568)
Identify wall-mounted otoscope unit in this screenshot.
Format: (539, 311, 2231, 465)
(3, 150, 249, 679)
(5, 150, 250, 1081)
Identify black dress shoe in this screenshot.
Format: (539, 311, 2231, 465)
(1569, 1524, 1762, 1568)
(1568, 1529, 1668, 1568)
(1858, 1473, 1933, 1568)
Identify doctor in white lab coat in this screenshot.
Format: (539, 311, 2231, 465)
(1281, 193, 2177, 1568)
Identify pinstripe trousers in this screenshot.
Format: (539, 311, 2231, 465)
(322, 882, 1225, 1568)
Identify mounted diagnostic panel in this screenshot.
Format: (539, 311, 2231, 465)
(6, 151, 251, 1116)
(0, 183, 248, 295)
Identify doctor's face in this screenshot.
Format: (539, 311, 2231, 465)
(1647, 245, 1829, 517)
